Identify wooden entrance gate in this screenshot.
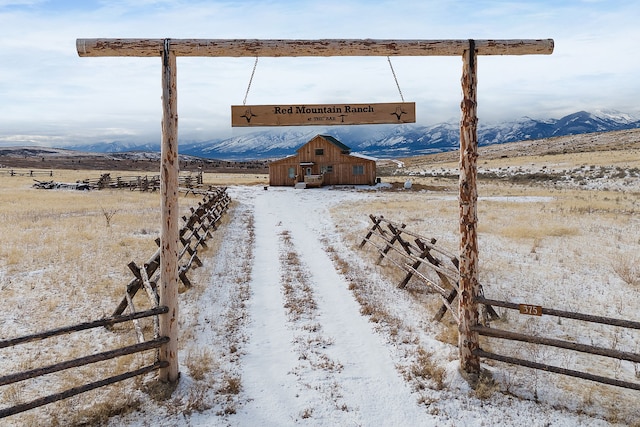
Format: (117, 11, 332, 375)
(76, 37, 554, 381)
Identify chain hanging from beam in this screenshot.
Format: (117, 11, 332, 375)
(242, 57, 259, 106)
(387, 56, 405, 103)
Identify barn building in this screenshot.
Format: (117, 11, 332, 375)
(268, 134, 377, 187)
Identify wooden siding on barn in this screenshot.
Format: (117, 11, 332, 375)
(268, 135, 376, 187)
(269, 156, 299, 186)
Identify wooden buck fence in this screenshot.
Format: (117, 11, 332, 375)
(80, 171, 204, 192)
(360, 214, 640, 392)
(2, 169, 54, 177)
(0, 187, 231, 419)
(112, 186, 230, 319)
(359, 214, 498, 324)
(31, 171, 204, 192)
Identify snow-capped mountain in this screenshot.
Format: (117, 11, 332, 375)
(67, 140, 160, 154)
(67, 110, 640, 160)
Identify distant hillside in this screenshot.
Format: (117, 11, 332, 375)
(384, 127, 640, 193)
(0, 147, 268, 173)
(394, 127, 640, 168)
(64, 110, 640, 161)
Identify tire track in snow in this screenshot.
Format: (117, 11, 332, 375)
(235, 187, 425, 426)
(277, 190, 426, 425)
(277, 226, 352, 422)
(236, 191, 304, 425)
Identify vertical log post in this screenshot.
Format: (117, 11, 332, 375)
(458, 39, 480, 376)
(159, 38, 179, 383)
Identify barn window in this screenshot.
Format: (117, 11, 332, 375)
(288, 167, 295, 179)
(315, 148, 324, 155)
(353, 165, 364, 175)
(321, 165, 333, 173)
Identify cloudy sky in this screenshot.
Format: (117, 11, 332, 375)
(1, 0, 639, 146)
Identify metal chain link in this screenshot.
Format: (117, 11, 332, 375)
(242, 57, 259, 106)
(387, 56, 405, 102)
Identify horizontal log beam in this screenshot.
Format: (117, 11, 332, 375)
(77, 38, 554, 58)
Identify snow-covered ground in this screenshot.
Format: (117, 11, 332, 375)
(106, 184, 637, 426)
(2, 182, 638, 426)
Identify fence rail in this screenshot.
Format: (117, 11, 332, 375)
(473, 296, 640, 392)
(0, 308, 168, 418)
(0, 187, 232, 419)
(81, 171, 203, 191)
(0, 306, 168, 349)
(477, 296, 640, 329)
(474, 350, 640, 392)
(30, 171, 204, 192)
(0, 361, 168, 419)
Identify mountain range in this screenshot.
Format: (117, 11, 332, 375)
(66, 110, 640, 161)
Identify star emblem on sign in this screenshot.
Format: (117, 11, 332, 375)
(240, 108, 257, 123)
(391, 106, 406, 121)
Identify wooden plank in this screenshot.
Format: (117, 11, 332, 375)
(231, 102, 415, 126)
(114, 248, 160, 316)
(415, 238, 459, 283)
(434, 288, 458, 322)
(372, 216, 458, 261)
(377, 222, 406, 264)
(77, 38, 554, 58)
(140, 264, 159, 307)
(359, 214, 385, 248)
(398, 238, 435, 289)
(139, 267, 160, 339)
(387, 223, 414, 255)
(400, 263, 450, 298)
(438, 294, 460, 325)
(125, 292, 145, 344)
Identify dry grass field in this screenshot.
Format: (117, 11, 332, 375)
(0, 169, 266, 425)
(332, 131, 640, 424)
(0, 129, 638, 425)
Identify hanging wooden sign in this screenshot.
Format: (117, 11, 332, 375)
(231, 102, 415, 127)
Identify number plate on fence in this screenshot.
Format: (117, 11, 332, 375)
(519, 304, 543, 316)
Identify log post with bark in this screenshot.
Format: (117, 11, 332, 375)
(458, 40, 481, 376)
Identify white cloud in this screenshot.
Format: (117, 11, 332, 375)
(1, 0, 639, 146)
